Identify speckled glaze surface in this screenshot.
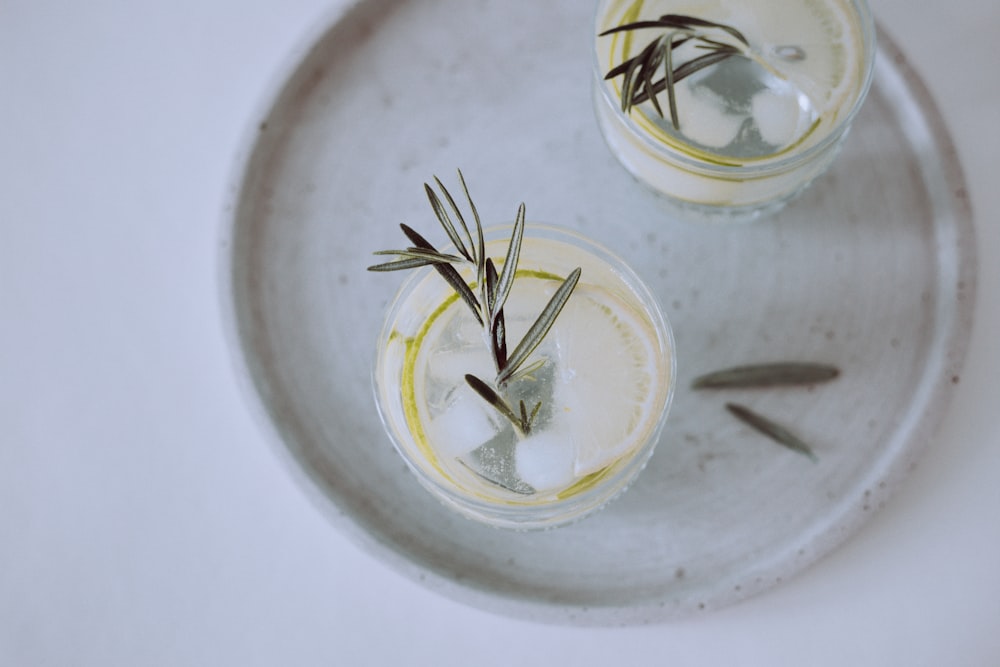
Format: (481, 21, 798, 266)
(223, 0, 975, 624)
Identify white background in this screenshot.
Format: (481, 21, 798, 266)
(2, 1, 998, 665)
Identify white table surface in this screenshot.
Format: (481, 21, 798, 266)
(3, 1, 998, 664)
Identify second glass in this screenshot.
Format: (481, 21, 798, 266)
(593, 0, 876, 222)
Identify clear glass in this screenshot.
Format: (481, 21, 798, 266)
(593, 0, 877, 222)
(373, 224, 676, 530)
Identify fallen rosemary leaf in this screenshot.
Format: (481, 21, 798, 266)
(725, 403, 818, 462)
(692, 362, 840, 389)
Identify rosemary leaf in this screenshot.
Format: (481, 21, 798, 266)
(726, 403, 818, 462)
(506, 357, 546, 383)
(644, 34, 668, 118)
(604, 58, 632, 80)
(367, 257, 438, 272)
(528, 401, 542, 425)
(600, 19, 676, 36)
(400, 223, 482, 326)
(465, 374, 527, 434)
(424, 183, 473, 264)
(484, 257, 499, 314)
(369, 248, 465, 265)
(485, 258, 507, 372)
(692, 363, 840, 389)
(492, 203, 525, 322)
(493, 314, 507, 372)
(671, 47, 737, 81)
(456, 168, 487, 296)
(660, 14, 749, 45)
(694, 36, 742, 52)
(497, 267, 581, 387)
(433, 175, 477, 265)
(662, 32, 678, 128)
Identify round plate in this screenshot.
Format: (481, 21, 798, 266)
(221, 0, 975, 624)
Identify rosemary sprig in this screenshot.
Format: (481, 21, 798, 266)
(368, 170, 581, 433)
(725, 403, 818, 462)
(600, 13, 750, 130)
(692, 362, 840, 389)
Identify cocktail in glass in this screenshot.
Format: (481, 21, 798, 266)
(593, 0, 876, 222)
(373, 224, 675, 529)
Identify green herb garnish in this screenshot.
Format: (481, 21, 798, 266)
(369, 170, 581, 434)
(692, 362, 840, 389)
(693, 361, 842, 461)
(600, 14, 751, 130)
(725, 403, 819, 462)
(464, 374, 541, 436)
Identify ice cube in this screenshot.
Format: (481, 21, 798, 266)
(428, 389, 501, 458)
(678, 86, 743, 149)
(514, 432, 576, 492)
(455, 318, 487, 345)
(751, 88, 803, 147)
(428, 349, 494, 387)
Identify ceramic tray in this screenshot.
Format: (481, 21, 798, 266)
(222, 0, 975, 624)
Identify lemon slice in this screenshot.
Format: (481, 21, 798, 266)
(547, 284, 668, 477)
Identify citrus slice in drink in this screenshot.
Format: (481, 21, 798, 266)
(547, 284, 668, 477)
